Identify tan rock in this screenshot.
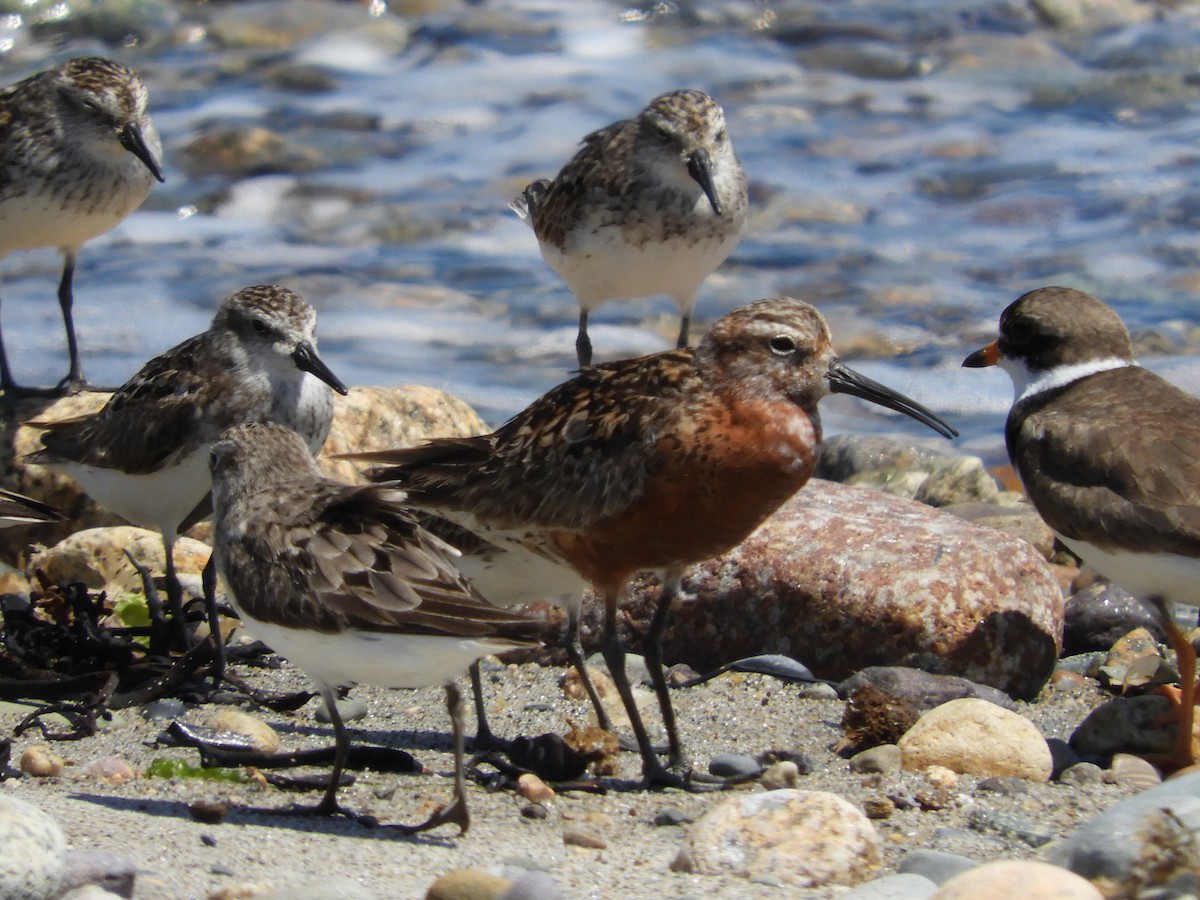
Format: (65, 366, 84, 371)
(516, 772, 555, 804)
(683, 789, 880, 887)
(207, 710, 281, 754)
(761, 760, 801, 791)
(424, 868, 510, 900)
(20, 744, 64, 777)
(932, 860, 1102, 899)
(27, 526, 210, 596)
(319, 385, 487, 484)
(898, 698, 1052, 782)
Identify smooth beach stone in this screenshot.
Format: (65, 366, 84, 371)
(896, 849, 977, 885)
(1070, 694, 1178, 759)
(0, 796, 67, 900)
(426, 868, 512, 900)
(206, 709, 281, 754)
(898, 698, 1052, 782)
(842, 873, 939, 900)
(1046, 771, 1200, 890)
(621, 480, 1062, 700)
(931, 860, 1102, 899)
(682, 789, 880, 887)
(839, 668, 1017, 712)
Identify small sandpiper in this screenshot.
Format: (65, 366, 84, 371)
(0, 56, 164, 396)
(26, 285, 347, 670)
(512, 89, 748, 367)
(210, 422, 540, 831)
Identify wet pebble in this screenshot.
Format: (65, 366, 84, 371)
(967, 808, 1054, 848)
(708, 753, 760, 779)
(0, 796, 66, 899)
(898, 698, 1052, 782)
(680, 790, 880, 887)
(188, 799, 228, 825)
(931, 860, 1102, 899)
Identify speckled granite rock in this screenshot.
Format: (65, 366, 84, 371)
(27, 527, 211, 595)
(611, 479, 1063, 700)
(0, 795, 66, 899)
(679, 789, 881, 887)
(898, 698, 1053, 782)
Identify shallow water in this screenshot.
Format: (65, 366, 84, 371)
(3, 0, 1200, 466)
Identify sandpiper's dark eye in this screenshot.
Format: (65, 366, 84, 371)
(251, 319, 269, 335)
(653, 123, 673, 142)
(769, 335, 795, 355)
(716, 127, 727, 142)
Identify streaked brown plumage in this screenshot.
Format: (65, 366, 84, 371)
(211, 422, 540, 831)
(965, 285, 1200, 768)
(351, 297, 957, 788)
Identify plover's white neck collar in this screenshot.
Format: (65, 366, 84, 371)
(1001, 356, 1133, 404)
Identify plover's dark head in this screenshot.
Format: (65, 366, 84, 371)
(963, 286, 1134, 402)
(215, 285, 348, 396)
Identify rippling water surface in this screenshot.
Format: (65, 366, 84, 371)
(4, 0, 1200, 464)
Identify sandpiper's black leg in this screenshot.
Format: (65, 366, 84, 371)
(564, 601, 614, 733)
(676, 313, 690, 349)
(202, 555, 226, 690)
(576, 310, 592, 368)
(643, 572, 685, 769)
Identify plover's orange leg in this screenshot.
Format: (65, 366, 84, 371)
(1144, 606, 1198, 771)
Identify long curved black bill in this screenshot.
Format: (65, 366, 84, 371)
(119, 123, 165, 183)
(827, 360, 958, 439)
(292, 341, 349, 396)
(686, 149, 722, 215)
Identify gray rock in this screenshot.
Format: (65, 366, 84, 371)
(652, 807, 693, 827)
(314, 694, 369, 724)
(1063, 583, 1164, 654)
(796, 682, 840, 700)
(814, 435, 947, 484)
(708, 753, 761, 779)
(1046, 772, 1200, 890)
(0, 796, 66, 900)
(840, 873, 938, 899)
(839, 667, 1018, 712)
(1070, 694, 1176, 759)
(1059, 762, 1104, 787)
(1046, 737, 1082, 780)
(849, 745, 902, 775)
(897, 849, 978, 885)
(140, 698, 186, 721)
(63, 851, 135, 898)
(968, 808, 1055, 848)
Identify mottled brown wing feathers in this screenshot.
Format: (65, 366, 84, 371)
(238, 481, 536, 642)
(1011, 366, 1200, 556)
(363, 350, 697, 532)
(27, 334, 216, 474)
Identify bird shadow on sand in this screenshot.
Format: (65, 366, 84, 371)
(66, 791, 462, 844)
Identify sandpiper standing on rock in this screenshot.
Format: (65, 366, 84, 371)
(25, 285, 347, 672)
(512, 89, 748, 367)
(964, 286, 1200, 770)
(210, 422, 540, 831)
(0, 56, 164, 396)
(350, 297, 957, 789)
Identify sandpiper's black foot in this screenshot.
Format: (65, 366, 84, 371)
(384, 791, 470, 836)
(469, 726, 510, 753)
(639, 760, 727, 793)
